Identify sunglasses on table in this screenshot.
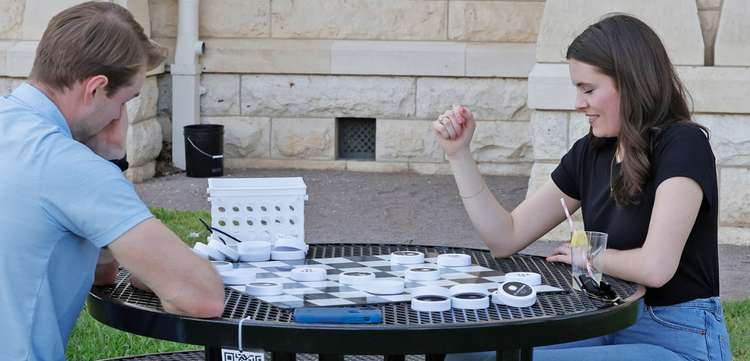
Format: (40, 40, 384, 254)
(574, 275, 622, 305)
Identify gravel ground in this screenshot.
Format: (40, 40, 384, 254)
(134, 168, 750, 301)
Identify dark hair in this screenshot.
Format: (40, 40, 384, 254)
(566, 13, 708, 206)
(28, 1, 166, 98)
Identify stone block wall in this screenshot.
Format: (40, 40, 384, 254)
(124, 76, 162, 183)
(149, 0, 543, 176)
(179, 73, 534, 175)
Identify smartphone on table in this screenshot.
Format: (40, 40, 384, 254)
(293, 307, 383, 324)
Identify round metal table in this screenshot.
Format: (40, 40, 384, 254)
(87, 244, 644, 361)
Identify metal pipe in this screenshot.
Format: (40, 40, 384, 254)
(172, 0, 204, 169)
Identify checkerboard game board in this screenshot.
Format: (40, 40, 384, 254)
(226, 254, 561, 309)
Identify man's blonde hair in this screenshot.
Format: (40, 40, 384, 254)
(29, 1, 167, 98)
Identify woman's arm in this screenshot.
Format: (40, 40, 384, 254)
(547, 176, 702, 287)
(435, 104, 575, 257)
(604, 177, 702, 287)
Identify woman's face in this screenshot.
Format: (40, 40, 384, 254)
(569, 58, 622, 138)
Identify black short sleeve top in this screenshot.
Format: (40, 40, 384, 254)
(551, 123, 719, 306)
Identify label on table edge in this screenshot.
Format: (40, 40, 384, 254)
(221, 347, 265, 361)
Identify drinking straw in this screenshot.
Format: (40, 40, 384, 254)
(560, 199, 595, 278)
(560, 198, 576, 233)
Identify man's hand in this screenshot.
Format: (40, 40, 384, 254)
(94, 248, 119, 286)
(85, 103, 128, 160)
(130, 275, 153, 292)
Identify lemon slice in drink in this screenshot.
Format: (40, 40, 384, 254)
(570, 230, 588, 247)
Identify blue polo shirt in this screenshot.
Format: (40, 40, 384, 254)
(0, 84, 154, 360)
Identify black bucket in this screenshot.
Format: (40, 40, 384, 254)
(184, 124, 224, 178)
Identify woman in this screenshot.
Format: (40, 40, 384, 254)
(435, 14, 731, 360)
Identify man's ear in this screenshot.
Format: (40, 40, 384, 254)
(82, 75, 109, 106)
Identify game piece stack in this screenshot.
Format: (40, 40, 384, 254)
(192, 237, 240, 261)
(192, 236, 309, 262)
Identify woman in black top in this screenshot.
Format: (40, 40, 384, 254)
(435, 14, 730, 360)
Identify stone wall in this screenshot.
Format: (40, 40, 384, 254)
(148, 0, 543, 176)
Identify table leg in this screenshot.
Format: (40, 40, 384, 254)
(497, 348, 533, 361)
(272, 352, 297, 361)
(205, 347, 220, 361)
(425, 354, 447, 361)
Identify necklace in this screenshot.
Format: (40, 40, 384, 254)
(610, 147, 620, 194)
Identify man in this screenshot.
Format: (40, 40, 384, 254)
(0, 2, 225, 360)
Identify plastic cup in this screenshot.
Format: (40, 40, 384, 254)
(571, 231, 608, 290)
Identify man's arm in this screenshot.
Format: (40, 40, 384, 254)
(107, 218, 225, 318)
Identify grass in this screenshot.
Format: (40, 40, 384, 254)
(725, 299, 750, 360)
(149, 207, 212, 248)
(67, 208, 750, 360)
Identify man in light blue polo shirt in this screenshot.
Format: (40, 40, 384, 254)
(0, 3, 225, 360)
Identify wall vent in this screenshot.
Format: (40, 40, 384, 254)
(338, 118, 376, 159)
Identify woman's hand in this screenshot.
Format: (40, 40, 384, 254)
(546, 244, 572, 265)
(433, 103, 476, 158)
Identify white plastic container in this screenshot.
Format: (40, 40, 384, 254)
(207, 177, 308, 246)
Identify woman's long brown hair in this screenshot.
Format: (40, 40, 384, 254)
(566, 14, 708, 207)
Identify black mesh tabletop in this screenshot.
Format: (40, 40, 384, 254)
(88, 244, 643, 361)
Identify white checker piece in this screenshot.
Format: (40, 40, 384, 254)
(390, 251, 425, 265)
(291, 268, 327, 282)
(436, 254, 472, 267)
(248, 260, 303, 268)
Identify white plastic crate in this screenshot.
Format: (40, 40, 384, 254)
(207, 177, 308, 245)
